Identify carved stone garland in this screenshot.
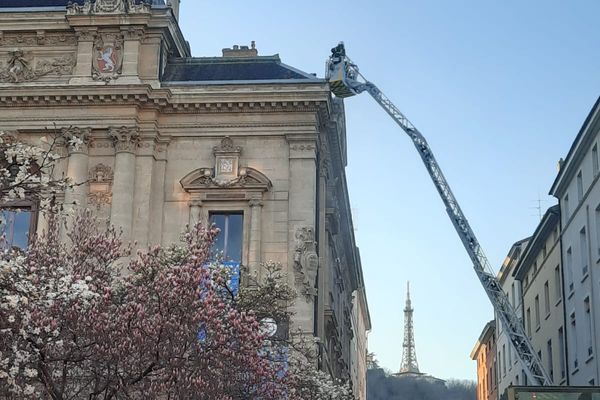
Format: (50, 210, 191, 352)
(293, 226, 319, 301)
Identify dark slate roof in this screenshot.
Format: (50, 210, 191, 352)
(162, 55, 322, 84)
(0, 0, 164, 8)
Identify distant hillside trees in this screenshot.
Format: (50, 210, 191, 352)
(367, 365, 476, 400)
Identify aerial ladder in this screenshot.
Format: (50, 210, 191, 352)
(326, 42, 552, 386)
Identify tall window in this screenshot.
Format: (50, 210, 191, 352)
(593, 144, 599, 177)
(580, 227, 589, 277)
(210, 212, 243, 262)
(502, 345, 507, 376)
(554, 265, 561, 302)
(535, 295, 540, 329)
(584, 297, 593, 357)
(558, 327, 566, 380)
(544, 281, 550, 317)
(547, 340, 554, 382)
(570, 312, 578, 369)
(0, 209, 33, 250)
(526, 308, 532, 337)
(511, 282, 516, 307)
(595, 205, 600, 257)
(577, 171, 584, 202)
(564, 194, 570, 220)
(566, 248, 574, 293)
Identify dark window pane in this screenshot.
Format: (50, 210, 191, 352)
(226, 214, 243, 262)
(1, 210, 31, 250)
(209, 212, 243, 262)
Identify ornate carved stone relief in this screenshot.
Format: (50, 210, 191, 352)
(92, 34, 124, 82)
(67, 0, 151, 15)
(109, 126, 140, 153)
(88, 163, 114, 209)
(293, 227, 319, 302)
(0, 50, 76, 83)
(61, 127, 92, 154)
(0, 32, 77, 47)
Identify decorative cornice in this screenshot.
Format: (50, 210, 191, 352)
(109, 126, 140, 153)
(0, 91, 325, 115)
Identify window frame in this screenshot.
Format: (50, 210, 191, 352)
(0, 198, 38, 250)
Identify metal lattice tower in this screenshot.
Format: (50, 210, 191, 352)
(400, 282, 420, 374)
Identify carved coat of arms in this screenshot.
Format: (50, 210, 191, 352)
(92, 35, 123, 81)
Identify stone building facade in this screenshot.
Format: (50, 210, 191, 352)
(0, 0, 369, 396)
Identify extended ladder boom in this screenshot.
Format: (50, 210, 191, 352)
(327, 43, 551, 386)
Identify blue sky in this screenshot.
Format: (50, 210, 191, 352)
(179, 1, 600, 380)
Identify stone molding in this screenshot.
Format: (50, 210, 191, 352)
(180, 166, 272, 192)
(109, 126, 140, 153)
(0, 50, 76, 83)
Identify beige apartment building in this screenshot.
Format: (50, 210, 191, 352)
(513, 205, 568, 385)
(550, 97, 600, 386)
(0, 0, 369, 396)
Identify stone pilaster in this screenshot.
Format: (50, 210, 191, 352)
(287, 135, 318, 334)
(248, 198, 263, 282)
(70, 28, 97, 85)
(120, 27, 144, 83)
(317, 156, 330, 340)
(109, 126, 139, 241)
(188, 199, 203, 227)
(63, 127, 91, 210)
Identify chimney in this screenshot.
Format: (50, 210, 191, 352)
(222, 41, 258, 58)
(167, 0, 180, 21)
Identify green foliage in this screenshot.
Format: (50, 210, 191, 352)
(367, 367, 476, 400)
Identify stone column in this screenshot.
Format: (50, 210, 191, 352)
(188, 200, 203, 227)
(248, 198, 263, 282)
(109, 127, 139, 242)
(63, 127, 91, 211)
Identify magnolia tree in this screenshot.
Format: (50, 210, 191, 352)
(0, 129, 79, 204)
(0, 134, 355, 399)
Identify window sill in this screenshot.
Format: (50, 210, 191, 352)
(535, 325, 541, 333)
(568, 290, 575, 300)
(571, 367, 579, 375)
(582, 272, 589, 283)
(555, 298, 562, 307)
(545, 312, 551, 320)
(559, 377, 566, 385)
(586, 354, 594, 364)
